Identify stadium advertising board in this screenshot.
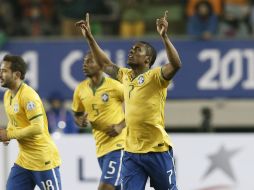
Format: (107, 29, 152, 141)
(0, 40, 254, 99)
(3, 134, 254, 190)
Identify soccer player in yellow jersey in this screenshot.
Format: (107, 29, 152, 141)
(0, 55, 62, 190)
(72, 51, 125, 190)
(76, 11, 182, 190)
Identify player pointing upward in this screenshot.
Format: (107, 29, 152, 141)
(76, 11, 181, 190)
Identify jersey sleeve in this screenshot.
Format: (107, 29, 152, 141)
(72, 85, 85, 113)
(21, 92, 43, 121)
(151, 67, 170, 88)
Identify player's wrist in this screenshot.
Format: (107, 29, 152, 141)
(81, 121, 91, 128)
(81, 123, 88, 128)
(161, 33, 168, 39)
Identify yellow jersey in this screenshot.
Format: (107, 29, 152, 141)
(117, 67, 173, 153)
(72, 77, 125, 157)
(4, 83, 61, 171)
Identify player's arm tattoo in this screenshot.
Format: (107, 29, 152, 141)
(103, 64, 120, 80)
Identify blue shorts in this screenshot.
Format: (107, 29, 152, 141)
(7, 164, 61, 190)
(98, 149, 124, 187)
(121, 149, 178, 190)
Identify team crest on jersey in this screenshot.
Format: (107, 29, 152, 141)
(26, 101, 36, 111)
(137, 75, 145, 85)
(101, 93, 109, 102)
(13, 103, 19, 113)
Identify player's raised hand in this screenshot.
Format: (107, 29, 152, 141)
(75, 13, 92, 39)
(156, 11, 168, 37)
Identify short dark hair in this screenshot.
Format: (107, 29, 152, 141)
(3, 54, 27, 80)
(139, 41, 157, 68)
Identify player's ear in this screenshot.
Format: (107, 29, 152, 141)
(14, 71, 21, 79)
(144, 56, 151, 66)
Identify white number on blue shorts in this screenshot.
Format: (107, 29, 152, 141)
(107, 161, 117, 175)
(167, 169, 173, 185)
(41, 180, 54, 190)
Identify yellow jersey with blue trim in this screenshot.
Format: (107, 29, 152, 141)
(3, 83, 61, 171)
(117, 67, 173, 153)
(72, 77, 126, 157)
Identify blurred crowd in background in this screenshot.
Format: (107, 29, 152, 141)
(45, 91, 90, 135)
(0, 0, 254, 40)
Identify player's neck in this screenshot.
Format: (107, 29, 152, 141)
(90, 74, 104, 88)
(10, 80, 23, 97)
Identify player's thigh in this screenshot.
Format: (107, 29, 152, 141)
(6, 164, 35, 190)
(146, 150, 178, 190)
(32, 166, 62, 190)
(121, 152, 148, 190)
(98, 150, 123, 188)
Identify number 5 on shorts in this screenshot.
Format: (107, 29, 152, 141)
(107, 161, 117, 175)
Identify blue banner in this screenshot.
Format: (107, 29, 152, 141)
(0, 39, 254, 99)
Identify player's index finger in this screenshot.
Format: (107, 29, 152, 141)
(86, 13, 89, 23)
(164, 10, 168, 19)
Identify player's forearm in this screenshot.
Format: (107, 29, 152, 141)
(118, 119, 126, 129)
(7, 117, 44, 140)
(74, 115, 85, 128)
(73, 114, 90, 128)
(161, 34, 182, 69)
(86, 34, 111, 69)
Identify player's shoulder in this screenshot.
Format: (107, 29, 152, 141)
(119, 67, 132, 74)
(105, 77, 122, 85)
(3, 89, 10, 100)
(20, 83, 40, 99)
(105, 77, 123, 90)
(76, 79, 89, 89)
(148, 66, 161, 75)
(144, 67, 162, 78)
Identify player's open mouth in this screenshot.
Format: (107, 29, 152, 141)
(128, 57, 134, 62)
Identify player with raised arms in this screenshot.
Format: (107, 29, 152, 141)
(76, 11, 181, 190)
